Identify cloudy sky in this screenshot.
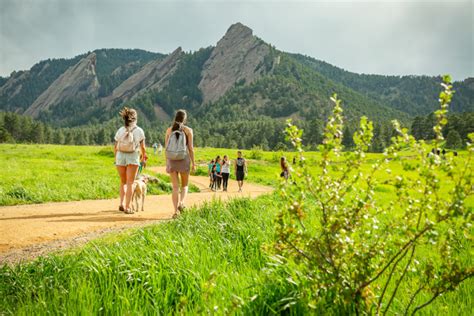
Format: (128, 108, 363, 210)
(0, 0, 472, 80)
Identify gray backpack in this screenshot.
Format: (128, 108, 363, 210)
(117, 126, 137, 153)
(166, 129, 188, 160)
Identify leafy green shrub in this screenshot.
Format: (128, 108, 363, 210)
(249, 145, 263, 160)
(271, 76, 473, 314)
(6, 186, 36, 202)
(95, 147, 114, 157)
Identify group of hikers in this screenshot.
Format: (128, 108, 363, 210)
(113, 107, 251, 218)
(207, 152, 248, 192)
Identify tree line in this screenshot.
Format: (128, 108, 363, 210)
(1, 110, 472, 151)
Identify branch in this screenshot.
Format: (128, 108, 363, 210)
(411, 273, 473, 315)
(358, 225, 430, 291)
(403, 284, 424, 316)
(285, 238, 314, 262)
(376, 247, 410, 315)
(383, 246, 416, 315)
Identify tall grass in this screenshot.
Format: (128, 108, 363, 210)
(0, 197, 277, 314)
(1, 195, 472, 314)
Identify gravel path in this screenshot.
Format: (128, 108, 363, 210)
(0, 167, 272, 264)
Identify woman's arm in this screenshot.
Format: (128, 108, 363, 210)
(165, 128, 170, 149)
(140, 140, 147, 165)
(114, 142, 118, 163)
(186, 128, 196, 172)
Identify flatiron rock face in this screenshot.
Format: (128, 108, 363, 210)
(198, 22, 271, 104)
(105, 47, 183, 104)
(25, 53, 99, 117)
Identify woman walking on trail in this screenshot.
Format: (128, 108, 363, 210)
(211, 163, 218, 191)
(208, 159, 215, 188)
(235, 151, 247, 192)
(114, 107, 147, 214)
(221, 155, 231, 191)
(280, 156, 290, 182)
(165, 109, 196, 218)
(215, 156, 222, 190)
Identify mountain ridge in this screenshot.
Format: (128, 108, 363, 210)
(0, 22, 472, 150)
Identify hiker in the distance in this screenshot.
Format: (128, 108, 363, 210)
(114, 107, 147, 214)
(165, 109, 195, 218)
(215, 156, 222, 190)
(221, 155, 231, 192)
(208, 158, 215, 189)
(152, 142, 158, 155)
(235, 151, 247, 192)
(280, 156, 290, 182)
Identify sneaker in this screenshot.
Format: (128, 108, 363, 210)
(178, 205, 186, 213)
(124, 208, 134, 214)
(172, 211, 180, 219)
(119, 205, 125, 212)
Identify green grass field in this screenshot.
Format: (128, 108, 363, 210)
(0, 144, 472, 314)
(0, 144, 197, 206)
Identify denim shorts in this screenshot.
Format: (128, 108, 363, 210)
(116, 151, 140, 166)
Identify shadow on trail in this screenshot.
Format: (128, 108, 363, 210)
(48, 215, 167, 223)
(1, 210, 118, 221)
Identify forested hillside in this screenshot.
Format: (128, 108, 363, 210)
(292, 54, 474, 115)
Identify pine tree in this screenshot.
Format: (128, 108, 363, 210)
(96, 128, 107, 145)
(3, 112, 20, 139)
(342, 126, 354, 150)
(0, 125, 12, 143)
(55, 130, 66, 144)
(445, 129, 463, 149)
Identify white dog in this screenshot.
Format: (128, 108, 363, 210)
(131, 175, 149, 212)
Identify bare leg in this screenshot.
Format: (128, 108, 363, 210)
(116, 166, 127, 209)
(125, 164, 139, 211)
(179, 172, 189, 207)
(169, 171, 180, 213)
(141, 186, 146, 211)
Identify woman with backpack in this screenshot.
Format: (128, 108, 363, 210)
(114, 107, 147, 214)
(215, 156, 222, 190)
(165, 109, 196, 218)
(221, 155, 231, 191)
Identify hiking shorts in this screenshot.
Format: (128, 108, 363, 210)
(236, 170, 245, 181)
(116, 151, 140, 166)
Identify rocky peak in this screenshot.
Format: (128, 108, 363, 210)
(224, 22, 253, 40)
(105, 47, 183, 103)
(25, 53, 99, 117)
(198, 22, 271, 104)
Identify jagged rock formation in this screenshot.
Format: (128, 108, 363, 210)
(25, 53, 99, 117)
(198, 23, 271, 104)
(104, 47, 183, 104)
(0, 70, 31, 107)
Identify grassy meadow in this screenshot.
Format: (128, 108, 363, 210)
(0, 143, 473, 314)
(0, 144, 197, 206)
(1, 196, 472, 314)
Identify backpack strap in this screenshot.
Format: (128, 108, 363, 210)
(127, 126, 137, 133)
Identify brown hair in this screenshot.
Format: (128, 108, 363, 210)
(280, 157, 288, 171)
(172, 109, 187, 131)
(171, 109, 187, 139)
(119, 107, 137, 127)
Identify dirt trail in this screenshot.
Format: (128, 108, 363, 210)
(0, 167, 272, 264)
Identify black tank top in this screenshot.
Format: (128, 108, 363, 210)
(236, 158, 245, 171)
